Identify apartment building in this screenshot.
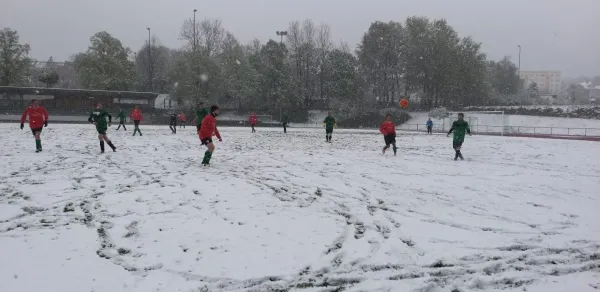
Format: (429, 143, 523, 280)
(519, 71, 562, 95)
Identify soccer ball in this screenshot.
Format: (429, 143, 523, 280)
(399, 98, 409, 108)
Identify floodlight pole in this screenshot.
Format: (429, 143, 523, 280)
(147, 27, 152, 92)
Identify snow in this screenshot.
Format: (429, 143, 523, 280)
(1, 124, 599, 292)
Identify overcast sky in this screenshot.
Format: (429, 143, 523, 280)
(1, 0, 598, 77)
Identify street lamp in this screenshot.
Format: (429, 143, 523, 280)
(147, 27, 152, 91)
(517, 45, 521, 76)
(276, 31, 287, 44)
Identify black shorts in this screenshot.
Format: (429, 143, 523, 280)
(119, 121, 125, 125)
(326, 128, 333, 134)
(384, 134, 396, 145)
(453, 141, 463, 149)
(97, 127, 107, 135)
(134, 120, 140, 126)
(201, 137, 213, 145)
(170, 120, 177, 126)
(31, 127, 43, 136)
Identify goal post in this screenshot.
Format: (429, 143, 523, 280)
(442, 111, 507, 136)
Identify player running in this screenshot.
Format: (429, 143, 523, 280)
(115, 109, 127, 131)
(380, 114, 397, 156)
(248, 112, 257, 133)
(130, 105, 143, 136)
(323, 111, 336, 142)
(447, 113, 472, 160)
(169, 112, 177, 134)
(20, 99, 49, 153)
(88, 103, 117, 153)
(198, 105, 222, 166)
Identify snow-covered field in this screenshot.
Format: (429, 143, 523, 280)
(1, 124, 599, 292)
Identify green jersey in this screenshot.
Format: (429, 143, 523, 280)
(196, 108, 209, 125)
(116, 111, 126, 122)
(323, 116, 336, 129)
(89, 109, 112, 129)
(449, 120, 470, 142)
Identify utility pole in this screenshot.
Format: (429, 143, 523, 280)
(147, 27, 152, 92)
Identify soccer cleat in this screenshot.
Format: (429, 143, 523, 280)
(35, 149, 41, 153)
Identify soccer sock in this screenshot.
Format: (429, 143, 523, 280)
(100, 141, 105, 152)
(392, 143, 397, 154)
(107, 140, 115, 150)
(35, 140, 41, 150)
(202, 151, 212, 164)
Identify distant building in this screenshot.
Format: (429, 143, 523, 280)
(520, 71, 562, 95)
(579, 82, 600, 104)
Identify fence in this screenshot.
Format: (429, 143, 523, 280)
(398, 123, 600, 137)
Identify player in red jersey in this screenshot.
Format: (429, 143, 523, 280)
(380, 114, 397, 156)
(198, 105, 222, 166)
(20, 99, 49, 152)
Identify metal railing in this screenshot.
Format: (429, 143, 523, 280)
(398, 124, 600, 137)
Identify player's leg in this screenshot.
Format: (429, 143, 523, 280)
(98, 133, 105, 153)
(383, 135, 391, 154)
(452, 141, 461, 160)
(201, 138, 215, 165)
(103, 134, 116, 152)
(32, 128, 42, 152)
(392, 135, 397, 155)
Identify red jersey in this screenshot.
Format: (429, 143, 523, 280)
(380, 121, 396, 136)
(248, 115, 257, 125)
(130, 109, 143, 121)
(179, 113, 187, 122)
(20, 106, 49, 129)
(199, 114, 221, 140)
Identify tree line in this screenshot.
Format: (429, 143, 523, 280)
(0, 16, 523, 119)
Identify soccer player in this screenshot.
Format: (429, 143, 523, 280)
(248, 112, 257, 133)
(20, 99, 49, 153)
(194, 102, 209, 132)
(115, 109, 127, 131)
(426, 118, 433, 134)
(88, 103, 116, 153)
(169, 112, 177, 134)
(130, 105, 143, 136)
(198, 105, 222, 166)
(447, 113, 472, 160)
(282, 114, 289, 133)
(179, 112, 187, 128)
(380, 114, 397, 156)
(323, 111, 336, 142)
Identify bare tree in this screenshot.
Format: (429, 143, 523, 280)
(316, 23, 332, 100)
(179, 18, 226, 99)
(136, 36, 169, 92)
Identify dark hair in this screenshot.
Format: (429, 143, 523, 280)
(210, 105, 219, 112)
(386, 113, 392, 117)
(31, 99, 37, 103)
(458, 112, 464, 117)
